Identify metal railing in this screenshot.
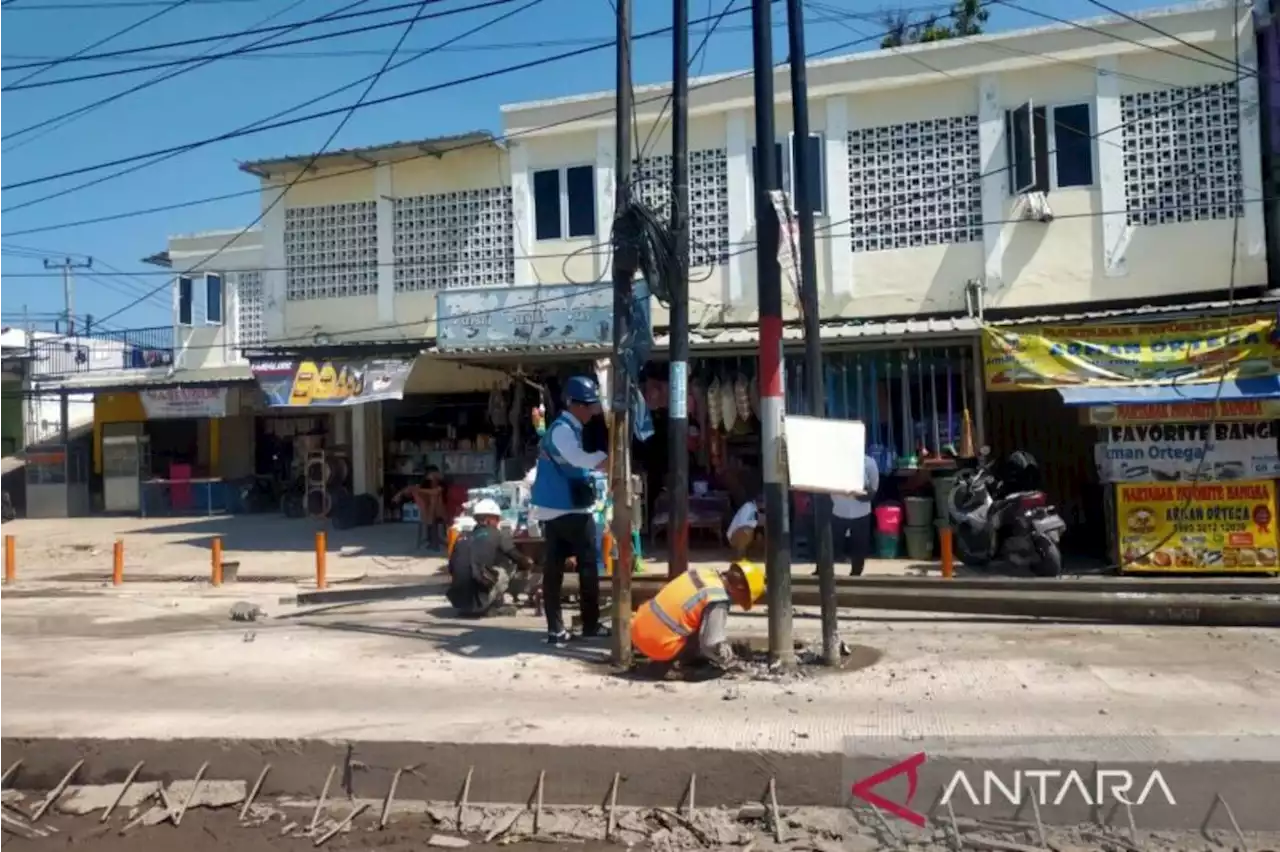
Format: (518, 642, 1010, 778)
(28, 326, 175, 376)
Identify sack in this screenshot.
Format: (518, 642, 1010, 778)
(569, 478, 596, 509)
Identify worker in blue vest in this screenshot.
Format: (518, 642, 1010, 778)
(531, 376, 611, 647)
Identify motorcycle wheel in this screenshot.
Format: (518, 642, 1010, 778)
(1030, 535, 1063, 578)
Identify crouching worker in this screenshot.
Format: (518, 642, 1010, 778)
(631, 561, 765, 676)
(446, 499, 534, 617)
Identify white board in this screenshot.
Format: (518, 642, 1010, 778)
(783, 416, 866, 495)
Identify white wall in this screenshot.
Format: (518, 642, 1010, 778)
(166, 229, 264, 369)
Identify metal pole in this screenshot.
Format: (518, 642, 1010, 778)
(610, 0, 637, 667)
(785, 0, 837, 666)
(751, 0, 794, 667)
(667, 0, 690, 580)
(43, 256, 92, 335)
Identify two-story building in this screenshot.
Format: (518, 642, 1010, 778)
(238, 0, 1280, 556)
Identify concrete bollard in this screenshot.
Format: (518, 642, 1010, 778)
(211, 537, 223, 586)
(315, 531, 327, 590)
(4, 534, 14, 585)
(112, 540, 124, 586)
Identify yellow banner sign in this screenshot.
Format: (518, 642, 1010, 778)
(983, 314, 1280, 391)
(1117, 480, 1278, 573)
(1086, 399, 1280, 426)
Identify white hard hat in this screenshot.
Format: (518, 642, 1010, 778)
(473, 498, 502, 518)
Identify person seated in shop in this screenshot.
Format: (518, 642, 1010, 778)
(446, 499, 534, 618)
(726, 492, 765, 560)
(393, 465, 449, 550)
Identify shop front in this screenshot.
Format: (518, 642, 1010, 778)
(982, 307, 1280, 572)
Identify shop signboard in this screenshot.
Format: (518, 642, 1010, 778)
(1116, 480, 1278, 572)
(1095, 421, 1280, 483)
(140, 387, 228, 419)
(435, 284, 620, 351)
(982, 314, 1280, 391)
(1086, 399, 1280, 426)
(251, 358, 414, 408)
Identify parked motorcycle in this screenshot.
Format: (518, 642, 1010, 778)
(947, 448, 1066, 577)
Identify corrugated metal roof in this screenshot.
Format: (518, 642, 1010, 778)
(987, 293, 1280, 326)
(239, 131, 499, 177)
(42, 364, 254, 394)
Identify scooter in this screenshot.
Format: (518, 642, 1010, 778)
(947, 447, 1066, 577)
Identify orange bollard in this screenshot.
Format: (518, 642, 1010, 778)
(939, 525, 955, 579)
(112, 540, 124, 586)
(602, 529, 615, 577)
(211, 537, 223, 587)
(4, 534, 15, 585)
(315, 531, 327, 590)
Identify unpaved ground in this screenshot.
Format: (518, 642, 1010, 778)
(0, 514, 943, 583)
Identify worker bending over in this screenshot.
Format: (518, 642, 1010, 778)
(726, 495, 765, 560)
(446, 499, 534, 617)
(631, 561, 765, 676)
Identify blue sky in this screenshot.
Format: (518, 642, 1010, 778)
(1, 0, 1164, 331)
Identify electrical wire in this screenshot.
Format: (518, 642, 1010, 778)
(0, 0, 464, 69)
(5, 0, 264, 8)
(80, 0, 547, 332)
(4, 0, 534, 215)
(4, 0, 196, 88)
(0, 0, 526, 91)
(2, 0, 372, 151)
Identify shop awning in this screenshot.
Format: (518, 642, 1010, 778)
(1056, 377, 1280, 406)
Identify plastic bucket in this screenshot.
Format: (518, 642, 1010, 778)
(874, 530, 902, 559)
(904, 525, 936, 561)
(932, 476, 957, 520)
(904, 496, 935, 528)
(875, 503, 904, 535)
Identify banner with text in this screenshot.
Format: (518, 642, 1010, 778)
(982, 314, 1280, 391)
(251, 358, 414, 408)
(436, 284, 622, 351)
(140, 387, 229, 419)
(1116, 480, 1278, 572)
(1086, 399, 1280, 425)
(1095, 421, 1280, 483)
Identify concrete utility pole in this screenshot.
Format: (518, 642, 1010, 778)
(785, 0, 838, 665)
(610, 0, 638, 667)
(42, 256, 92, 335)
(751, 0, 794, 666)
(667, 0, 691, 580)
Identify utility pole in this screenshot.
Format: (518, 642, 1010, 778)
(610, 0, 637, 667)
(786, 0, 838, 666)
(751, 0, 794, 666)
(43, 256, 92, 335)
(667, 0, 690, 580)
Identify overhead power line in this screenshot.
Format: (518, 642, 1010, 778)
(1, 0, 521, 91)
(4, 0, 196, 88)
(0, 0, 762, 192)
(5, 0, 268, 9)
(2, 0, 338, 151)
(3, 0, 1241, 239)
(83, 0, 546, 331)
(1, 0, 489, 70)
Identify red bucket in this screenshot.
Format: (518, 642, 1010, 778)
(875, 503, 904, 535)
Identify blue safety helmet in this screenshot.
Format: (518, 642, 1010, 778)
(565, 375, 600, 405)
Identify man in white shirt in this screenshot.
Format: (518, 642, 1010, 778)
(530, 376, 610, 646)
(828, 454, 880, 576)
(726, 496, 764, 560)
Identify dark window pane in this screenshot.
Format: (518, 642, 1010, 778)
(1053, 104, 1094, 187)
(1006, 105, 1049, 194)
(565, 165, 596, 238)
(206, 273, 223, 324)
(532, 169, 562, 240)
(178, 276, 193, 326)
(792, 133, 824, 215)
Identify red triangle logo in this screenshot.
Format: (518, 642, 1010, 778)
(850, 751, 927, 827)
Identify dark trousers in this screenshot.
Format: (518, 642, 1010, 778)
(832, 514, 873, 576)
(542, 512, 601, 634)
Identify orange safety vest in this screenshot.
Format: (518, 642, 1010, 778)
(631, 567, 731, 662)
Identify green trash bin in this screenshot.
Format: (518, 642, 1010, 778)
(875, 529, 902, 559)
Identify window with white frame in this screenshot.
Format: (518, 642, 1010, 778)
(1006, 101, 1094, 195)
(532, 165, 597, 240)
(752, 134, 826, 216)
(177, 275, 194, 326)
